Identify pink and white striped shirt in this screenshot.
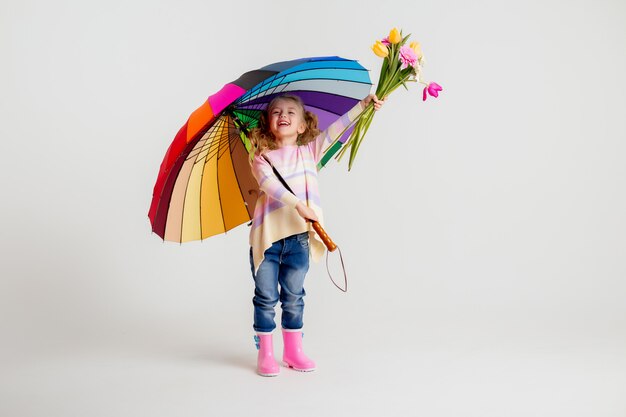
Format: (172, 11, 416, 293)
(249, 101, 365, 273)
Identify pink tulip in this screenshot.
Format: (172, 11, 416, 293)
(422, 82, 443, 101)
(399, 45, 418, 69)
(380, 36, 391, 46)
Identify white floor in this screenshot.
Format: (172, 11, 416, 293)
(3, 315, 624, 417)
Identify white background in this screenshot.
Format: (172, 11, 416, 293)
(1, 0, 625, 416)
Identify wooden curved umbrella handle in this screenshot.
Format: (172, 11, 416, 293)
(311, 221, 337, 252)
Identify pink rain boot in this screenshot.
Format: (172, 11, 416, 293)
(254, 333, 280, 377)
(282, 329, 316, 372)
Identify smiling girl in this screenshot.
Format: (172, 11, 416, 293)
(247, 93, 384, 376)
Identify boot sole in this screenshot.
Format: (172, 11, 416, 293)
(283, 362, 316, 372)
(257, 371, 279, 377)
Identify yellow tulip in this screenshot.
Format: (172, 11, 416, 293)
(389, 27, 402, 44)
(371, 40, 389, 58)
(410, 41, 423, 59)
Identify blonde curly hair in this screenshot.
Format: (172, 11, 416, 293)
(248, 94, 320, 155)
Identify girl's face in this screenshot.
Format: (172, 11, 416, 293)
(267, 99, 306, 141)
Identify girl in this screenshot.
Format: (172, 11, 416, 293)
(248, 93, 384, 376)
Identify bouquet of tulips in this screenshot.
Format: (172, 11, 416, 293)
(335, 27, 443, 170)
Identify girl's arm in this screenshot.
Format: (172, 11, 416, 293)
(310, 94, 385, 163)
(251, 155, 319, 221)
(251, 154, 301, 209)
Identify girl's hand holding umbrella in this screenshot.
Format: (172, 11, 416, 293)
(295, 201, 319, 222)
(295, 201, 339, 252)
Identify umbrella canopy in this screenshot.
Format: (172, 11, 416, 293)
(148, 56, 372, 243)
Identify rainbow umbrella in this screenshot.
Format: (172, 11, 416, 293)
(148, 56, 372, 243)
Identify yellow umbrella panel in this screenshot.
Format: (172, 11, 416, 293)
(164, 115, 258, 242)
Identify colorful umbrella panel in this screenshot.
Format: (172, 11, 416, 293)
(149, 57, 372, 243)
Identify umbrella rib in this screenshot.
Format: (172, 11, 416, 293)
(246, 74, 371, 94)
(185, 119, 221, 242)
(187, 122, 215, 162)
(215, 115, 228, 234)
(195, 116, 226, 239)
(197, 141, 204, 241)
(177, 143, 199, 243)
(240, 83, 287, 114)
(240, 75, 287, 103)
(238, 75, 285, 106)
(189, 117, 226, 163)
(245, 62, 368, 89)
(194, 119, 224, 240)
(196, 117, 226, 239)
(204, 118, 228, 237)
(202, 118, 235, 162)
(227, 130, 252, 222)
(238, 66, 369, 102)
(239, 88, 366, 107)
(236, 80, 370, 112)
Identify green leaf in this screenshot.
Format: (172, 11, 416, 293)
(344, 109, 376, 170)
(376, 58, 390, 96)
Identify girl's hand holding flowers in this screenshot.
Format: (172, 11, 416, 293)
(362, 94, 386, 111)
(335, 27, 442, 170)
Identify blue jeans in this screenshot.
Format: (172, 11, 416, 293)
(250, 232, 310, 333)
